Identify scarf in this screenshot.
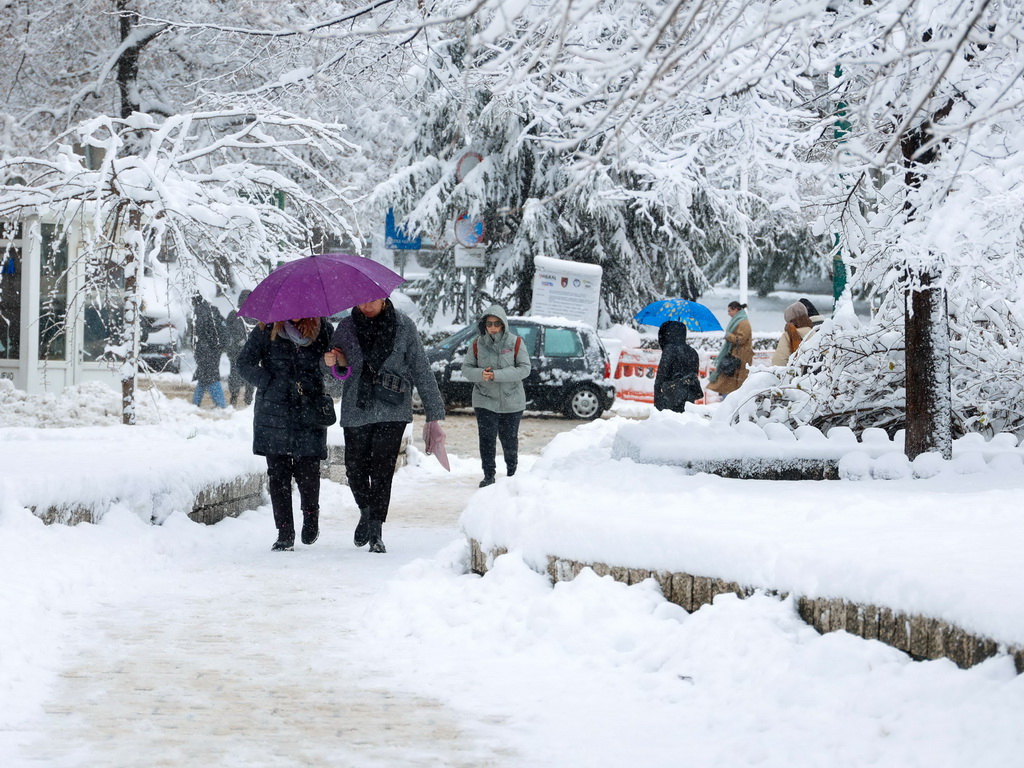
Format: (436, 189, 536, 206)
(282, 319, 316, 346)
(352, 300, 397, 408)
(785, 315, 812, 354)
(709, 309, 747, 383)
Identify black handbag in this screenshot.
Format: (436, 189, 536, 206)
(717, 354, 741, 377)
(374, 370, 409, 405)
(301, 392, 337, 427)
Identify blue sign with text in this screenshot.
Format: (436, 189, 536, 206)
(385, 208, 421, 251)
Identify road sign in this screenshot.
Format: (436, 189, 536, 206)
(453, 214, 485, 247)
(385, 208, 422, 250)
(456, 152, 483, 182)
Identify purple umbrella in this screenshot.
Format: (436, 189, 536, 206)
(238, 253, 406, 323)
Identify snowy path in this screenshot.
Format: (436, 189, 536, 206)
(15, 459, 515, 767)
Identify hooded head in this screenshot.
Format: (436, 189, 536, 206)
(783, 301, 809, 324)
(799, 298, 821, 317)
(477, 303, 510, 336)
(658, 320, 689, 347)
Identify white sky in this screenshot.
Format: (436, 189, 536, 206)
(1, 380, 1023, 766)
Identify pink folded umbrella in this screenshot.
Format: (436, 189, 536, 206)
(422, 420, 450, 472)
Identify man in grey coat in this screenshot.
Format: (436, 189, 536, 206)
(462, 304, 532, 487)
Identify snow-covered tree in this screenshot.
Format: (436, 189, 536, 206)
(372, 36, 716, 325)
(0, 1, 372, 422)
(419, 0, 1024, 449)
(0, 109, 358, 422)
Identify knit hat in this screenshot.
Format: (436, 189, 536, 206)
(783, 301, 809, 324)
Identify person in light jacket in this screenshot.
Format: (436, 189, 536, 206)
(462, 304, 532, 487)
(771, 301, 815, 366)
(323, 296, 445, 554)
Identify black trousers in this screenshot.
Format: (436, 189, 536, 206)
(344, 421, 407, 523)
(228, 362, 253, 404)
(266, 454, 321, 536)
(475, 408, 523, 477)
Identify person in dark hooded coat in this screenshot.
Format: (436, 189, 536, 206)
(653, 320, 702, 413)
(238, 316, 334, 551)
(225, 289, 255, 406)
(191, 295, 226, 408)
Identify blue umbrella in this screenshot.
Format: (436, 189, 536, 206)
(634, 299, 723, 332)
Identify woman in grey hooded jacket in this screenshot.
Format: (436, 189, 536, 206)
(462, 304, 532, 487)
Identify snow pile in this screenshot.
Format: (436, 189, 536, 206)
(611, 409, 1024, 479)
(461, 415, 1024, 647)
(0, 380, 262, 523)
(0, 378, 216, 428)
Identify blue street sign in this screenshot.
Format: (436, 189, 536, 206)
(385, 208, 422, 251)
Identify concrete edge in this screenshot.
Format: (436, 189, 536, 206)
(468, 539, 1024, 675)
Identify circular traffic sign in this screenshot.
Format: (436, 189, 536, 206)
(453, 213, 485, 247)
(456, 152, 483, 182)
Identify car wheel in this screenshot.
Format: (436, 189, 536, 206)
(564, 384, 603, 420)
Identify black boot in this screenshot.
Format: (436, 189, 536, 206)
(479, 474, 495, 487)
(301, 509, 319, 545)
(353, 508, 372, 548)
(271, 532, 294, 551)
(506, 464, 517, 478)
(368, 520, 386, 554)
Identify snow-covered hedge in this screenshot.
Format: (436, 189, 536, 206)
(612, 411, 1024, 481)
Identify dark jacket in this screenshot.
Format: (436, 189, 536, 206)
(654, 321, 702, 413)
(192, 299, 223, 385)
(237, 319, 334, 458)
(224, 310, 253, 362)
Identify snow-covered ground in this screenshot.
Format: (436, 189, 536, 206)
(1, 382, 1022, 767)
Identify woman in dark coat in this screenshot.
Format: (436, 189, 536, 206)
(653, 320, 702, 413)
(238, 316, 334, 551)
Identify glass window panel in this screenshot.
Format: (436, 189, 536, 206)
(38, 224, 68, 360)
(0, 244, 20, 360)
(543, 327, 583, 358)
(509, 324, 538, 356)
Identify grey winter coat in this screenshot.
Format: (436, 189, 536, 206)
(462, 304, 532, 413)
(237, 319, 334, 459)
(330, 308, 445, 427)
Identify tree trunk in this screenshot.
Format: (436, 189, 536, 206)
(121, 208, 143, 426)
(904, 272, 952, 459)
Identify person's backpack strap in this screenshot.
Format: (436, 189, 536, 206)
(475, 335, 520, 361)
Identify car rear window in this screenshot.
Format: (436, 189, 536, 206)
(543, 327, 583, 357)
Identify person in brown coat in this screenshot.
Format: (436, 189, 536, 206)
(771, 301, 815, 365)
(707, 301, 753, 397)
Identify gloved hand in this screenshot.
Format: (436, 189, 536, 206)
(422, 420, 450, 471)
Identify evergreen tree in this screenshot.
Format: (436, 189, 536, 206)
(375, 39, 712, 325)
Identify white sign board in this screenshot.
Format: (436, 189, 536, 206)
(454, 244, 485, 268)
(530, 255, 602, 329)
